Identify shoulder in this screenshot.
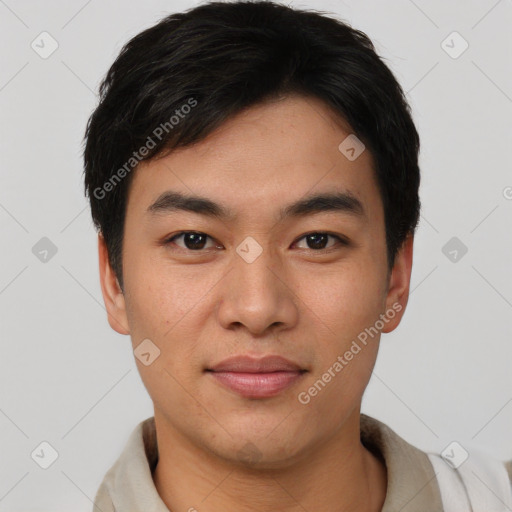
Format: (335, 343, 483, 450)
(505, 460, 512, 486)
(506, 459, 512, 482)
(360, 414, 444, 511)
(427, 445, 512, 511)
(360, 415, 512, 511)
(93, 481, 116, 512)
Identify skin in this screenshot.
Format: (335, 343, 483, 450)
(98, 94, 414, 512)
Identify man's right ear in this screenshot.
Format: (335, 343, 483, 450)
(98, 233, 130, 335)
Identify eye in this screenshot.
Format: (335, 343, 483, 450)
(293, 232, 348, 251)
(164, 231, 219, 251)
(162, 231, 349, 253)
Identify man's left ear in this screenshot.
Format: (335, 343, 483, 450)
(381, 233, 414, 334)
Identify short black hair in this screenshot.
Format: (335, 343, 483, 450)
(83, 0, 421, 292)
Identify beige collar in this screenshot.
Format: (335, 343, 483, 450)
(94, 414, 443, 511)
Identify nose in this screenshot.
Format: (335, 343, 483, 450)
(216, 239, 299, 337)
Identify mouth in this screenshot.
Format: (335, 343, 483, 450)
(205, 355, 307, 399)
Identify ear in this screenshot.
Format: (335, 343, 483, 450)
(381, 233, 414, 334)
(98, 233, 130, 335)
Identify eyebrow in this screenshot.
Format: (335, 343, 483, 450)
(146, 190, 366, 222)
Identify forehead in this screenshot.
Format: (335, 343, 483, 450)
(126, 94, 382, 226)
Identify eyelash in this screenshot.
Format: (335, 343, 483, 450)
(162, 231, 349, 253)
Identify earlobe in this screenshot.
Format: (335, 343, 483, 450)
(98, 233, 130, 335)
(381, 234, 414, 334)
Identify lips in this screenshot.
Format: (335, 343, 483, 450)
(208, 355, 304, 373)
(206, 355, 306, 399)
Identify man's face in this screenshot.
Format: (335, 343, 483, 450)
(100, 95, 412, 467)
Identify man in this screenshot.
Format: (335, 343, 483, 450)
(83, 1, 512, 510)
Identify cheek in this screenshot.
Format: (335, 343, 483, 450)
(298, 261, 385, 400)
(124, 252, 202, 335)
(300, 261, 385, 337)
(300, 271, 383, 419)
(124, 272, 204, 409)
(123, 261, 210, 380)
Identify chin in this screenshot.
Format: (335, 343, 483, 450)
(206, 427, 310, 471)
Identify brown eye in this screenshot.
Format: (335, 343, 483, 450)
(165, 232, 217, 251)
(294, 232, 348, 250)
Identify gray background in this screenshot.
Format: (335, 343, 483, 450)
(0, 0, 511, 509)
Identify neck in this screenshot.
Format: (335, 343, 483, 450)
(152, 409, 387, 512)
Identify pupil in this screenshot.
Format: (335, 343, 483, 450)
(185, 233, 206, 250)
(308, 233, 327, 249)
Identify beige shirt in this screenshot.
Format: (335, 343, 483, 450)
(93, 414, 512, 511)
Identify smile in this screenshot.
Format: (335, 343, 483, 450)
(206, 370, 306, 399)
